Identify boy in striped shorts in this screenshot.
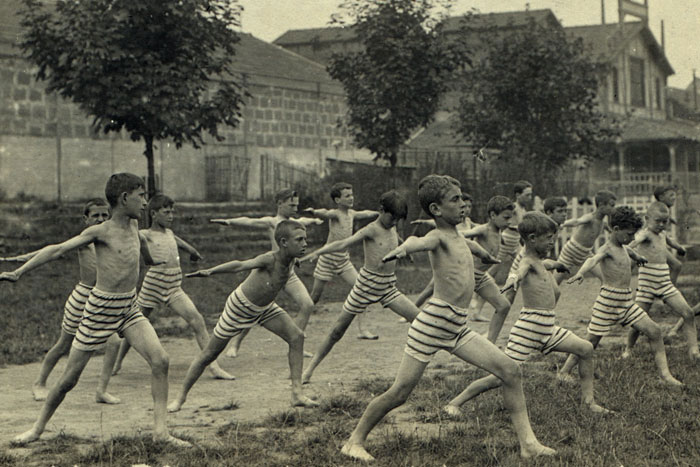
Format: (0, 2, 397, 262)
(445, 212, 609, 416)
(3, 173, 188, 446)
(623, 202, 700, 361)
(553, 190, 617, 285)
(1, 199, 121, 403)
(300, 191, 423, 384)
(167, 220, 319, 412)
(559, 206, 682, 386)
(341, 176, 554, 462)
(303, 182, 380, 339)
(112, 194, 233, 380)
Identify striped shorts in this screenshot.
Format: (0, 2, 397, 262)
(73, 288, 146, 352)
(341, 267, 402, 315)
(62, 282, 93, 335)
(588, 286, 646, 337)
(636, 263, 680, 305)
(505, 308, 571, 362)
(497, 228, 521, 261)
(405, 298, 476, 363)
(136, 267, 186, 309)
(557, 237, 592, 270)
(213, 287, 286, 340)
(507, 247, 526, 276)
(313, 251, 355, 282)
(474, 269, 497, 293)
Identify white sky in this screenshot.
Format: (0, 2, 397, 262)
(238, 0, 699, 89)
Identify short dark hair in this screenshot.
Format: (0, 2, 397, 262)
(513, 180, 532, 196)
(275, 188, 297, 204)
(105, 173, 145, 207)
(487, 195, 514, 216)
(148, 193, 175, 213)
(444, 175, 461, 188)
(518, 211, 558, 241)
(543, 197, 567, 214)
(379, 190, 408, 220)
(610, 206, 643, 231)
(462, 192, 473, 202)
(274, 219, 305, 246)
(418, 175, 454, 218)
(594, 190, 617, 207)
(83, 198, 109, 216)
(330, 182, 353, 202)
(653, 185, 676, 201)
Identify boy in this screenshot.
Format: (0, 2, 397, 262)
(558, 206, 682, 386)
(341, 176, 554, 462)
(444, 212, 608, 417)
(552, 190, 617, 285)
(411, 191, 475, 233)
(167, 220, 319, 411)
(653, 185, 685, 282)
(1, 199, 121, 403)
(112, 194, 234, 380)
(303, 182, 380, 340)
(1, 173, 187, 446)
(623, 202, 700, 361)
(299, 191, 423, 384)
(211, 188, 322, 357)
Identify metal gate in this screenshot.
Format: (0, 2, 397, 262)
(205, 151, 250, 201)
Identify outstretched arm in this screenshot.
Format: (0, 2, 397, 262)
(186, 252, 271, 277)
(567, 249, 608, 284)
(175, 235, 203, 261)
(296, 217, 324, 227)
(460, 224, 487, 239)
(626, 230, 649, 250)
(410, 219, 436, 228)
(501, 257, 533, 293)
(624, 246, 648, 266)
(383, 232, 441, 263)
(353, 210, 380, 221)
(561, 213, 593, 229)
(466, 240, 500, 264)
(0, 248, 44, 263)
(665, 236, 686, 256)
(300, 227, 369, 262)
(542, 259, 570, 273)
(210, 216, 276, 229)
(303, 208, 337, 220)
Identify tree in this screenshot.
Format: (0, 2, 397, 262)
(19, 0, 247, 197)
(454, 17, 620, 191)
(328, 0, 464, 166)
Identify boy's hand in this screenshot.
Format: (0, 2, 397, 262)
(0, 271, 20, 282)
(500, 274, 519, 294)
(185, 269, 211, 278)
(567, 273, 584, 285)
(190, 251, 204, 262)
(482, 254, 500, 265)
(210, 219, 229, 225)
(635, 255, 648, 266)
(0, 257, 24, 263)
(382, 248, 406, 263)
(303, 208, 315, 214)
(677, 246, 687, 256)
(311, 218, 323, 225)
(299, 252, 318, 263)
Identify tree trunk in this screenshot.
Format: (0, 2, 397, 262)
(144, 134, 156, 198)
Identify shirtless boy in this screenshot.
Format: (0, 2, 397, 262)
(112, 194, 234, 380)
(211, 188, 322, 357)
(304, 182, 380, 339)
(299, 190, 422, 384)
(445, 212, 609, 417)
(559, 206, 682, 386)
(167, 220, 319, 411)
(2, 173, 187, 446)
(553, 190, 617, 285)
(1, 199, 121, 403)
(340, 175, 554, 462)
(623, 202, 700, 361)
(653, 186, 685, 284)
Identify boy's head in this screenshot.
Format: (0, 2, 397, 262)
(462, 192, 473, 216)
(518, 211, 558, 257)
(378, 190, 408, 228)
(275, 188, 299, 217)
(645, 201, 670, 234)
(543, 197, 568, 225)
(417, 175, 464, 225)
(104, 173, 146, 218)
(513, 180, 533, 209)
(330, 182, 354, 207)
(274, 219, 307, 257)
(594, 190, 617, 215)
(148, 193, 175, 228)
(609, 206, 643, 245)
(486, 195, 515, 230)
(83, 198, 110, 227)
(653, 185, 676, 207)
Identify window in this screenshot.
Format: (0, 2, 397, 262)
(630, 57, 646, 107)
(655, 78, 662, 109)
(611, 67, 619, 103)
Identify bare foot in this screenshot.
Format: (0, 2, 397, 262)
(225, 346, 239, 358)
(111, 364, 122, 376)
(520, 442, 556, 459)
(586, 401, 612, 414)
(556, 372, 576, 384)
(301, 371, 312, 385)
(209, 363, 236, 380)
(291, 394, 319, 407)
(12, 428, 41, 445)
(660, 375, 684, 388)
(304, 350, 314, 358)
(167, 399, 185, 413)
(341, 442, 375, 462)
(397, 317, 408, 323)
(154, 433, 191, 447)
(95, 392, 121, 404)
(620, 348, 632, 359)
(442, 405, 461, 418)
(32, 384, 48, 401)
(357, 332, 379, 340)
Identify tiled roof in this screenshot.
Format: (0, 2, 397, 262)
(274, 26, 357, 46)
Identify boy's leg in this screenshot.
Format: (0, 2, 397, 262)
(261, 312, 318, 407)
(33, 330, 74, 401)
(665, 293, 700, 360)
(559, 333, 601, 377)
(631, 315, 683, 386)
(414, 279, 434, 310)
(623, 301, 651, 357)
(168, 334, 230, 413)
(342, 353, 428, 461)
(14, 347, 92, 444)
(95, 334, 122, 404)
(450, 334, 555, 458)
(122, 320, 188, 446)
(667, 250, 682, 284)
(480, 282, 513, 343)
(302, 311, 356, 383)
(225, 328, 250, 358)
(113, 306, 153, 374)
(668, 302, 700, 339)
(445, 373, 502, 414)
(471, 295, 491, 322)
(386, 294, 421, 322)
(285, 274, 315, 332)
(309, 277, 328, 304)
(338, 268, 377, 340)
(169, 295, 235, 380)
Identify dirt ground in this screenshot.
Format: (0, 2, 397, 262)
(0, 279, 657, 456)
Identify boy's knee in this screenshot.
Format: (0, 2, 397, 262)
(668, 255, 682, 270)
(151, 349, 169, 373)
(501, 359, 522, 383)
(580, 341, 594, 358)
(287, 327, 304, 346)
(646, 323, 662, 341)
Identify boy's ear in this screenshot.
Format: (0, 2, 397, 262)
(527, 233, 536, 241)
(428, 202, 440, 217)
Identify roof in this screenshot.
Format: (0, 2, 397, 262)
(274, 26, 357, 46)
(403, 116, 463, 149)
(566, 22, 674, 76)
(620, 116, 700, 142)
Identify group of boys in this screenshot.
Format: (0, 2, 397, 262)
(1, 172, 698, 462)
